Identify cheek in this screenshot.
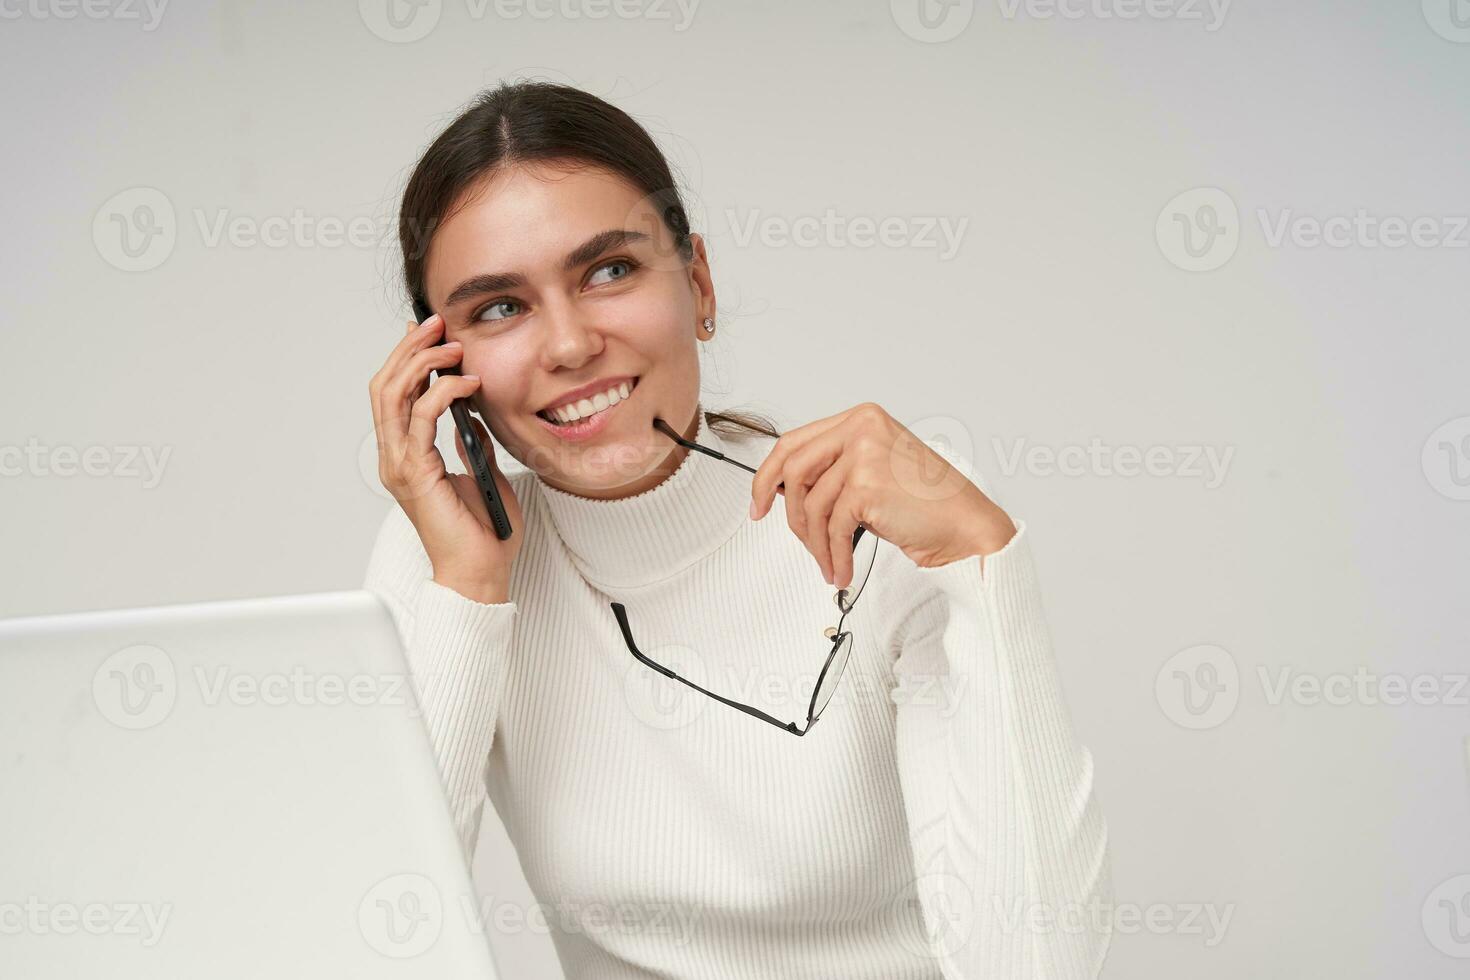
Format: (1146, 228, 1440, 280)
(460, 342, 533, 413)
(603, 288, 693, 354)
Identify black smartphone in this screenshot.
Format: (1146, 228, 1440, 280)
(411, 297, 513, 541)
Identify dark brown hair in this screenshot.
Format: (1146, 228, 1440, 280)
(398, 80, 779, 442)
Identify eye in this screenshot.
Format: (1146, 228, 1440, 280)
(474, 299, 522, 322)
(587, 257, 637, 287)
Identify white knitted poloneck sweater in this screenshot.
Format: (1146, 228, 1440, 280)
(363, 409, 1112, 979)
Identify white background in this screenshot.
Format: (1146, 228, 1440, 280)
(3, 1, 1468, 976)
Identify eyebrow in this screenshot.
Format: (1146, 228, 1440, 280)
(440, 228, 652, 310)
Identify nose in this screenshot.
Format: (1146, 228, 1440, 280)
(537, 295, 605, 371)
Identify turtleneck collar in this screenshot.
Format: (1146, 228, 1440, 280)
(533, 409, 763, 590)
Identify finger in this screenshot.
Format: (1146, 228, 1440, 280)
(780, 434, 843, 575)
(803, 458, 850, 586)
(375, 312, 444, 392)
(783, 466, 810, 567)
(826, 488, 862, 592)
(405, 320, 432, 402)
(750, 408, 858, 520)
(370, 313, 446, 456)
(408, 373, 482, 459)
(382, 341, 464, 426)
(372, 313, 445, 412)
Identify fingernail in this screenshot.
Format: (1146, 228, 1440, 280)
(749, 500, 759, 519)
(465, 374, 480, 381)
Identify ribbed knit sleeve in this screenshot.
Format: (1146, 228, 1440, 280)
(893, 521, 1113, 978)
(361, 506, 519, 861)
(885, 445, 1112, 978)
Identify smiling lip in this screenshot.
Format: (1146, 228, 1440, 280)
(537, 376, 638, 414)
(533, 378, 638, 443)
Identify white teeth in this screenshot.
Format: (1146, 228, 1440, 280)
(543, 380, 635, 425)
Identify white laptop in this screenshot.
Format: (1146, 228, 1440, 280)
(0, 590, 501, 979)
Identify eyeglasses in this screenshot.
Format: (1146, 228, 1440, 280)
(608, 418, 880, 736)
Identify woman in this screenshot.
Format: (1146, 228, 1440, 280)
(366, 81, 1111, 979)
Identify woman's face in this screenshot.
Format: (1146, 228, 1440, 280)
(421, 160, 714, 498)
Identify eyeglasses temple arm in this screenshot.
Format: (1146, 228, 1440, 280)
(609, 601, 807, 736)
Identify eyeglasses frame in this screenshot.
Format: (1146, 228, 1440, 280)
(608, 417, 873, 737)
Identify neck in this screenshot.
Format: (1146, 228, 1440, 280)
(532, 406, 767, 590)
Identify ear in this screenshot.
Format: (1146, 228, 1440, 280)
(686, 232, 717, 323)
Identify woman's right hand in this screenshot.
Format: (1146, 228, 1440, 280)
(369, 313, 523, 604)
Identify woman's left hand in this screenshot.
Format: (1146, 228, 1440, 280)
(749, 403, 1018, 588)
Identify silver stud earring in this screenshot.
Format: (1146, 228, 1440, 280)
(701, 317, 715, 337)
